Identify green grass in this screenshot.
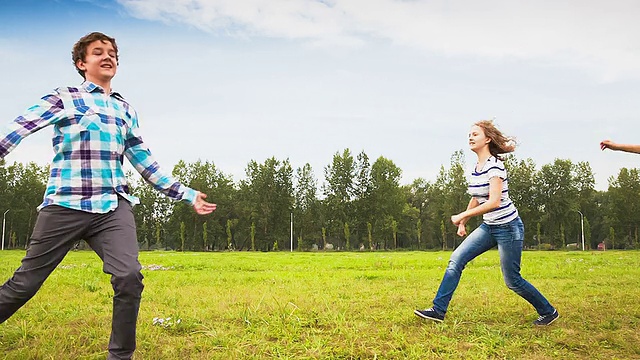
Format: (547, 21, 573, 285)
(0, 250, 639, 359)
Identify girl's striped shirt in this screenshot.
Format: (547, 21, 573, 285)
(467, 156, 518, 225)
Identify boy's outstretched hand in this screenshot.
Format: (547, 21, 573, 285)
(193, 192, 217, 215)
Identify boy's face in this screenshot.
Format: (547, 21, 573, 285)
(76, 39, 117, 84)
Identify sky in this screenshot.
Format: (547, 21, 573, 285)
(1, 0, 640, 191)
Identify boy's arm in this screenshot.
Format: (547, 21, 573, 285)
(123, 123, 198, 204)
(122, 112, 215, 215)
(0, 92, 64, 158)
(600, 140, 640, 154)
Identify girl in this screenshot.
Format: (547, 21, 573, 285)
(600, 139, 640, 154)
(414, 120, 558, 326)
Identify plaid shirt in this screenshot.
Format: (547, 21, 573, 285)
(0, 81, 197, 213)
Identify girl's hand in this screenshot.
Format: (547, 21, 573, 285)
(456, 223, 467, 237)
(451, 214, 464, 226)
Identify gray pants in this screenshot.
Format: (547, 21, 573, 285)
(0, 199, 143, 360)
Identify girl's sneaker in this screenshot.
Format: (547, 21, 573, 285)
(533, 309, 559, 326)
(414, 308, 445, 322)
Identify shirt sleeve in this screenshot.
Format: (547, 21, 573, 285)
(486, 159, 507, 180)
(0, 91, 64, 158)
(123, 109, 197, 205)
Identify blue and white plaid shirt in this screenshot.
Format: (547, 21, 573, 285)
(0, 81, 197, 213)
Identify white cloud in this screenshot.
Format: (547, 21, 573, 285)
(117, 0, 640, 80)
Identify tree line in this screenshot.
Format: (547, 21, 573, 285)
(0, 149, 638, 251)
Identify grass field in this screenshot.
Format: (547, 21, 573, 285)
(0, 249, 639, 359)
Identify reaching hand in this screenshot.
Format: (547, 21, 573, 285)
(193, 192, 217, 215)
(600, 140, 615, 151)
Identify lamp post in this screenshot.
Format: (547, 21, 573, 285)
(577, 210, 585, 251)
(2, 209, 9, 251)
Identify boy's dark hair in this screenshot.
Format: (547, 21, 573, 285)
(72, 32, 119, 79)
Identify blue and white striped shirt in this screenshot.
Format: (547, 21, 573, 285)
(467, 156, 518, 225)
(0, 81, 197, 213)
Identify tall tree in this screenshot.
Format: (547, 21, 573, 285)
(323, 149, 356, 247)
(607, 168, 640, 249)
(369, 156, 404, 249)
(353, 151, 373, 248)
(1, 162, 48, 248)
(430, 151, 468, 249)
(406, 178, 433, 249)
(504, 155, 541, 246)
(167, 160, 234, 250)
(240, 157, 294, 251)
(537, 159, 579, 248)
(294, 163, 320, 249)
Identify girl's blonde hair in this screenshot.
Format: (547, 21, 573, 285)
(474, 120, 516, 160)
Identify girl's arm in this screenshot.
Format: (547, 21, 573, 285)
(452, 177, 502, 225)
(458, 197, 479, 226)
(455, 197, 480, 237)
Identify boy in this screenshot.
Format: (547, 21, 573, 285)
(0, 32, 216, 359)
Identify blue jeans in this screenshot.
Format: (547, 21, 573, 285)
(432, 217, 555, 316)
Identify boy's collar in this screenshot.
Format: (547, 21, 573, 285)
(81, 81, 124, 100)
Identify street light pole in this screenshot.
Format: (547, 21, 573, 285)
(577, 210, 585, 251)
(2, 209, 9, 251)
